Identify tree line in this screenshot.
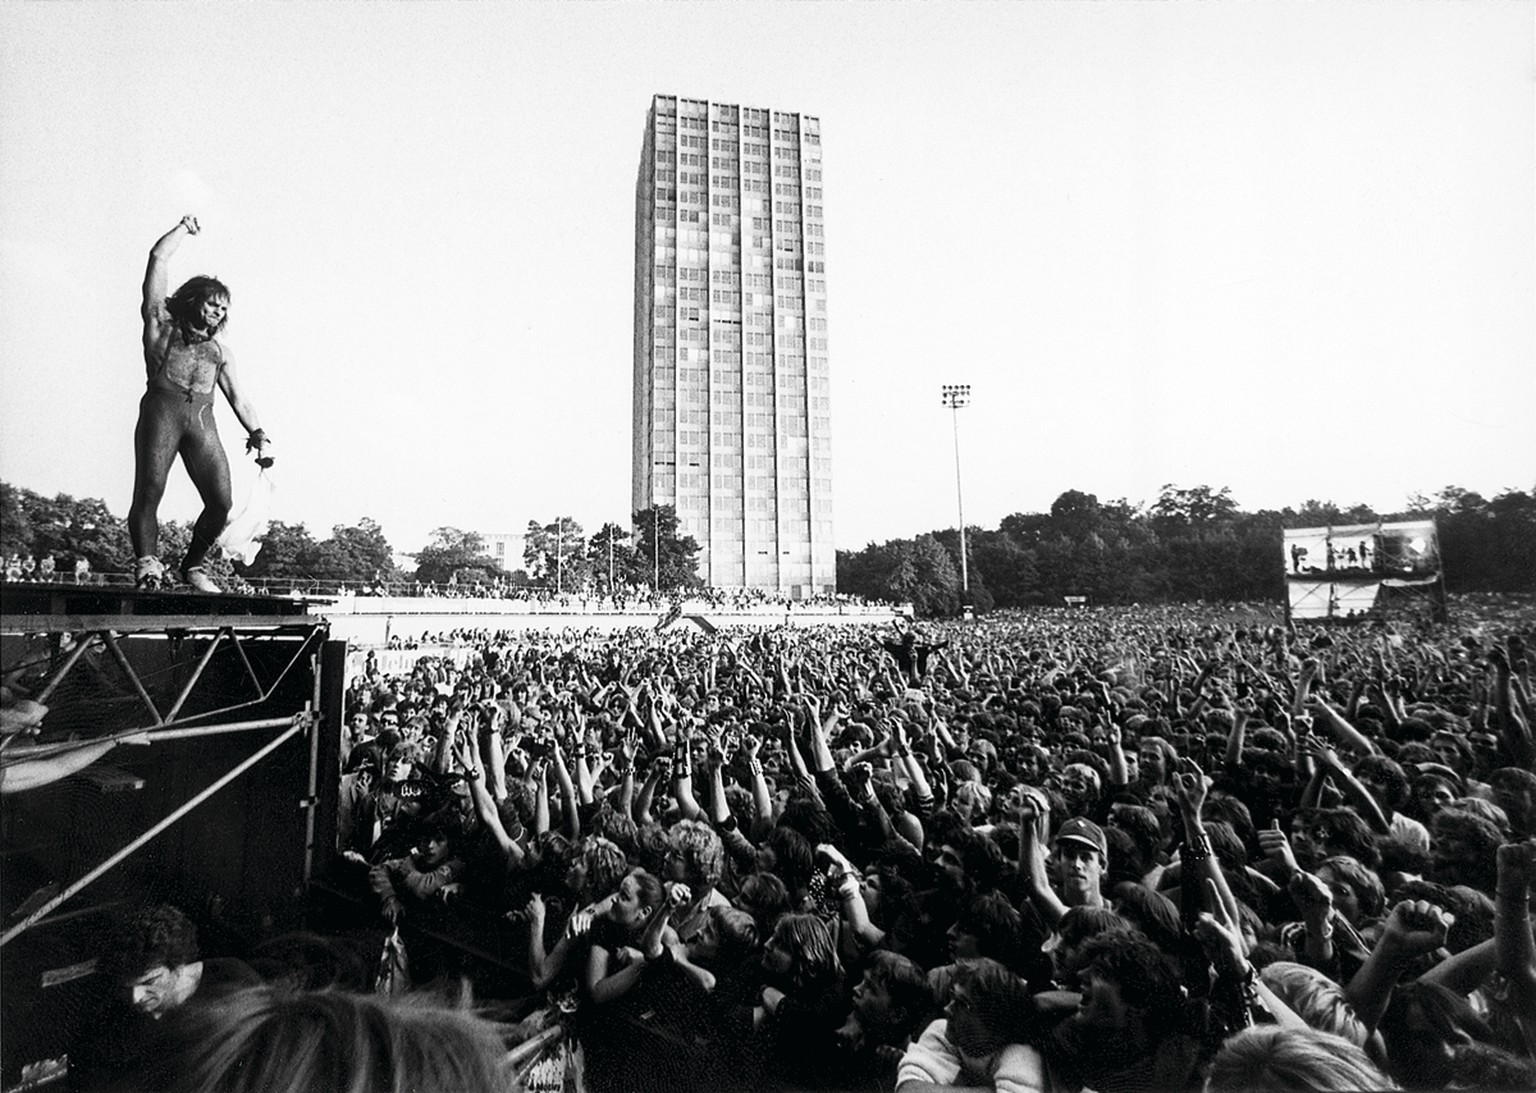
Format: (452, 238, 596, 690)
(5, 480, 1529, 608)
(835, 483, 1536, 616)
(0, 483, 703, 592)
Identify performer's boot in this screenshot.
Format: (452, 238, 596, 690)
(181, 565, 221, 594)
(134, 556, 166, 590)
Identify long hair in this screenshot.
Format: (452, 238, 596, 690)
(1258, 962, 1370, 1048)
(771, 912, 841, 988)
(166, 276, 231, 338)
(140, 986, 511, 1093)
(1205, 1026, 1398, 1093)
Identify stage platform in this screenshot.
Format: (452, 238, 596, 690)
(0, 579, 325, 635)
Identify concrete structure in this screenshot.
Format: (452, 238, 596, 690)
(633, 95, 833, 596)
(479, 531, 526, 574)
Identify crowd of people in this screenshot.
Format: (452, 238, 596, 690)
(74, 601, 1536, 1091)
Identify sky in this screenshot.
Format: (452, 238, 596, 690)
(1, 2, 1531, 563)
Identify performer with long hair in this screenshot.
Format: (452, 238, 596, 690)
(129, 215, 269, 591)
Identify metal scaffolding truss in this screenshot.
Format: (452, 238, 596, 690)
(1, 587, 331, 949)
(1, 618, 325, 755)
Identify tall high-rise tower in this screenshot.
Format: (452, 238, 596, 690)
(633, 95, 833, 596)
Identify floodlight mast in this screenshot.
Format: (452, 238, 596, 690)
(940, 384, 972, 610)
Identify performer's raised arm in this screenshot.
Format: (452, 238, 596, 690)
(142, 216, 198, 330)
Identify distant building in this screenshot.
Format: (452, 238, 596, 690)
(479, 532, 525, 573)
(632, 94, 834, 596)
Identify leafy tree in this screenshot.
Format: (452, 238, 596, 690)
(837, 534, 962, 616)
(1149, 484, 1238, 534)
(969, 530, 1039, 608)
(0, 483, 35, 559)
(1049, 490, 1104, 541)
(412, 527, 505, 586)
(631, 505, 702, 591)
(524, 517, 591, 591)
(310, 518, 397, 585)
(0, 485, 133, 571)
(587, 522, 636, 594)
(240, 520, 321, 579)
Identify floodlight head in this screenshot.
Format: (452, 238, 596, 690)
(940, 384, 972, 409)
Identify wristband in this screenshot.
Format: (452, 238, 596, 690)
(1184, 831, 1211, 863)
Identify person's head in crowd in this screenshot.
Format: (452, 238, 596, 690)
(756, 825, 814, 895)
(1044, 906, 1125, 986)
(1489, 766, 1536, 836)
(1449, 795, 1511, 838)
(108, 904, 204, 1018)
(938, 829, 1006, 895)
(845, 950, 931, 1049)
(530, 830, 571, 871)
(1106, 802, 1164, 875)
(140, 985, 512, 1093)
(1102, 827, 1145, 890)
(734, 871, 791, 938)
(941, 959, 1039, 1064)
(689, 905, 759, 967)
(951, 779, 993, 825)
(1412, 771, 1461, 821)
(1355, 754, 1413, 817)
(1015, 742, 1050, 785)
(946, 891, 1023, 969)
(966, 737, 999, 779)
(1204, 1026, 1399, 1093)
(1435, 1042, 1536, 1092)
(949, 758, 983, 787)
(1257, 962, 1371, 1049)
(348, 710, 373, 742)
(1313, 855, 1386, 928)
(1054, 761, 1102, 814)
(589, 807, 637, 856)
(414, 819, 459, 870)
(383, 741, 421, 787)
(761, 912, 841, 991)
(604, 870, 665, 931)
(1051, 816, 1107, 908)
(777, 792, 838, 846)
(1379, 978, 1498, 1090)
(1428, 807, 1503, 892)
(1428, 731, 1473, 773)
(666, 818, 725, 894)
(564, 837, 628, 905)
(1290, 807, 1380, 870)
(1137, 736, 1178, 787)
(1110, 882, 1182, 957)
(1068, 930, 1184, 1048)
(860, 861, 922, 935)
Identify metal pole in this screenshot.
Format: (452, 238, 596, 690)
(4, 714, 298, 759)
(654, 509, 660, 591)
(1, 717, 308, 947)
(555, 518, 563, 595)
(940, 385, 971, 604)
(951, 402, 969, 597)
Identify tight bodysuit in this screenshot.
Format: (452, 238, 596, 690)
(128, 328, 231, 571)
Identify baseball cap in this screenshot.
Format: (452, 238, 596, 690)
(1054, 816, 1107, 859)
